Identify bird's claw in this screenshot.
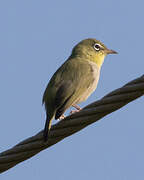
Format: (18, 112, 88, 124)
(59, 114, 65, 120)
(70, 104, 82, 114)
(70, 109, 80, 115)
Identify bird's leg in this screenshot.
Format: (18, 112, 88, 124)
(59, 105, 81, 120)
(70, 104, 82, 114)
(59, 114, 65, 120)
(73, 104, 81, 110)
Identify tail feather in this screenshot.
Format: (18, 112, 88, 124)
(43, 116, 52, 142)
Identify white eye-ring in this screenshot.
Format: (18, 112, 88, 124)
(94, 43, 101, 51)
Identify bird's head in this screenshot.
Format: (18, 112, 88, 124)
(71, 38, 117, 67)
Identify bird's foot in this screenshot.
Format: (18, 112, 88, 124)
(59, 114, 65, 120)
(72, 104, 81, 110)
(70, 104, 82, 115)
(70, 109, 80, 114)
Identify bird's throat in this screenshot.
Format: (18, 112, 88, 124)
(92, 54, 105, 68)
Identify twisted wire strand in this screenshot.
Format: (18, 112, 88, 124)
(0, 75, 144, 173)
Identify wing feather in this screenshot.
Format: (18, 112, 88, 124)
(54, 59, 97, 119)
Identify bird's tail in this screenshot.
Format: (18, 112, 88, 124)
(43, 115, 53, 142)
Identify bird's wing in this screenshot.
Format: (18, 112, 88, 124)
(54, 59, 98, 119)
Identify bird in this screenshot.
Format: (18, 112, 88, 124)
(43, 38, 117, 141)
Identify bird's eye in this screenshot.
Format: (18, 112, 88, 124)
(94, 43, 101, 51)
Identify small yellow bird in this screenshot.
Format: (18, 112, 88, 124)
(43, 38, 117, 141)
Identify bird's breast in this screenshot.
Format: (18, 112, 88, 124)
(77, 61, 100, 103)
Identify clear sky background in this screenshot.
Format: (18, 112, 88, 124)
(0, 0, 144, 179)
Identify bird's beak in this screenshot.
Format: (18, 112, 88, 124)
(105, 49, 118, 54)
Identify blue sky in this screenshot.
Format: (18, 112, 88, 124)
(0, 0, 144, 179)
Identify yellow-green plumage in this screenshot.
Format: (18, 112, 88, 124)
(43, 38, 117, 141)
